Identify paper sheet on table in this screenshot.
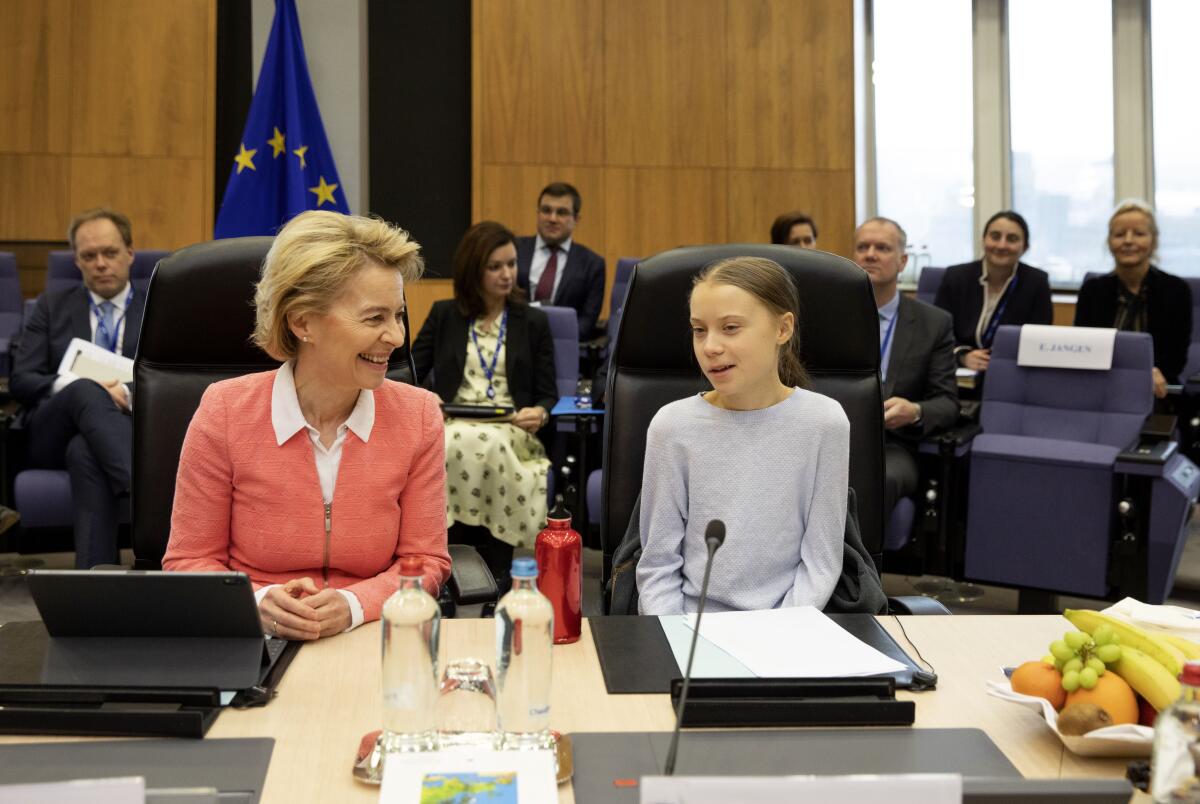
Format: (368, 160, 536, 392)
(677, 606, 908, 678)
(57, 337, 133, 384)
(660, 615, 755, 678)
(0, 776, 145, 804)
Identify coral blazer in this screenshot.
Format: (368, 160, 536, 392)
(163, 370, 451, 622)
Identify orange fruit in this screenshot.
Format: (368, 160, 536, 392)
(1064, 671, 1138, 725)
(1012, 661, 1067, 710)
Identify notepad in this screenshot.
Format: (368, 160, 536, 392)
(668, 606, 908, 678)
(57, 338, 133, 385)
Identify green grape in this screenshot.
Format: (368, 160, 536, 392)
(1062, 670, 1081, 692)
(1050, 640, 1074, 662)
(1096, 644, 1122, 664)
(1063, 657, 1083, 674)
(1078, 667, 1098, 689)
(1054, 658, 1066, 672)
(1086, 657, 1106, 675)
(1064, 631, 1089, 651)
(1093, 625, 1115, 645)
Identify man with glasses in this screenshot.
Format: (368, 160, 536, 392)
(11, 208, 147, 568)
(516, 182, 606, 338)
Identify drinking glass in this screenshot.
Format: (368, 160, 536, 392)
(435, 659, 498, 749)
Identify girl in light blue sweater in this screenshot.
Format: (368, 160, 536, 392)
(636, 257, 850, 614)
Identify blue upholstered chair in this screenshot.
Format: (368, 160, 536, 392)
(0, 253, 23, 377)
(916, 266, 946, 306)
(46, 249, 169, 294)
(541, 305, 579, 398)
(963, 326, 1200, 603)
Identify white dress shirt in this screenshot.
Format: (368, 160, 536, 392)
(528, 235, 573, 304)
(255, 361, 375, 633)
(51, 282, 134, 397)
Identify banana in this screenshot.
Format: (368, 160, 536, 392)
(1063, 609, 1185, 677)
(1114, 645, 1182, 711)
(1160, 633, 1200, 661)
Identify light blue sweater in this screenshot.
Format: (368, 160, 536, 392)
(636, 389, 850, 615)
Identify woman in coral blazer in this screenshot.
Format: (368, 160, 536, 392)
(164, 211, 451, 640)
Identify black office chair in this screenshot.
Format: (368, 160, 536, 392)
(598, 244, 946, 615)
(131, 237, 496, 613)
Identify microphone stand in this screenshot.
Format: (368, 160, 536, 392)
(663, 530, 721, 776)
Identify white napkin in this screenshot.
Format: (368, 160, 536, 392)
(1101, 597, 1200, 634)
(986, 677, 1152, 757)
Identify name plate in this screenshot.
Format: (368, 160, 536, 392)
(640, 773, 961, 803)
(1017, 325, 1115, 371)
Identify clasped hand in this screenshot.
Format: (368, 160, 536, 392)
(511, 406, 547, 433)
(962, 348, 990, 372)
(258, 577, 350, 640)
(883, 396, 920, 430)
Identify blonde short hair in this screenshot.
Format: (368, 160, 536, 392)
(254, 211, 424, 360)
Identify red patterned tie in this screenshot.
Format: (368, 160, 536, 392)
(535, 246, 558, 302)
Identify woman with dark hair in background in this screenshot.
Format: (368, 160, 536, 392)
(769, 211, 819, 249)
(412, 221, 558, 582)
(1074, 200, 1192, 399)
(935, 210, 1052, 372)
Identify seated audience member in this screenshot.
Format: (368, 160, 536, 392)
(1074, 200, 1192, 398)
(934, 210, 1052, 371)
(515, 182, 606, 338)
(769, 210, 819, 249)
(11, 208, 144, 568)
(413, 221, 557, 583)
(852, 218, 958, 516)
(164, 211, 451, 640)
(637, 257, 849, 615)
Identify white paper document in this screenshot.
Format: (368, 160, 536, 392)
(0, 776, 145, 804)
(379, 748, 557, 804)
(672, 606, 908, 678)
(57, 337, 134, 384)
(640, 773, 962, 804)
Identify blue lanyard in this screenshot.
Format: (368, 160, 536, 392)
(89, 286, 134, 354)
(470, 308, 508, 400)
(880, 311, 898, 361)
(980, 271, 1019, 349)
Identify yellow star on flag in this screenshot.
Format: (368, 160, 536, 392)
(267, 126, 286, 158)
(233, 143, 257, 174)
(309, 176, 339, 207)
(293, 145, 308, 169)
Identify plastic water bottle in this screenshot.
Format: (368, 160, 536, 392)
(380, 556, 440, 752)
(495, 557, 554, 750)
(1151, 660, 1200, 802)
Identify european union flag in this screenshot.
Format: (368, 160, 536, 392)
(214, 0, 349, 237)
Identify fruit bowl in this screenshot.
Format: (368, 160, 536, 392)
(987, 671, 1153, 757)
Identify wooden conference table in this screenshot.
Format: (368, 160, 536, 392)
(196, 614, 1133, 802)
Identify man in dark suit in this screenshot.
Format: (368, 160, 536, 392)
(11, 208, 146, 568)
(515, 181, 606, 338)
(852, 217, 958, 516)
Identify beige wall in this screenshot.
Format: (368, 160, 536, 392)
(471, 0, 857, 318)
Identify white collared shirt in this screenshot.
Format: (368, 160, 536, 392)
(877, 291, 901, 383)
(256, 360, 375, 633)
(51, 282, 134, 397)
(974, 263, 1018, 348)
(528, 235, 573, 304)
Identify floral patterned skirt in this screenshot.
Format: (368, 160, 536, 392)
(443, 419, 550, 548)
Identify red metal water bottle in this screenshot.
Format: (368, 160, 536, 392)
(534, 495, 582, 644)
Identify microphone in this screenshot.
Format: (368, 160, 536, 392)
(663, 519, 725, 776)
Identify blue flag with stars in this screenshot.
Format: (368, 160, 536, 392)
(214, 0, 348, 237)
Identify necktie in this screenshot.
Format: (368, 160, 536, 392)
(535, 246, 558, 303)
(96, 301, 116, 352)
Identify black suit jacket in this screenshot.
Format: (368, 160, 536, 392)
(883, 295, 959, 445)
(934, 260, 1053, 350)
(515, 236, 606, 338)
(11, 283, 147, 410)
(411, 300, 559, 418)
(1073, 266, 1192, 384)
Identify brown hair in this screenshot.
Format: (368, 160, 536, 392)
(68, 208, 133, 252)
(451, 221, 525, 319)
(769, 211, 818, 245)
(693, 256, 810, 389)
(254, 211, 424, 361)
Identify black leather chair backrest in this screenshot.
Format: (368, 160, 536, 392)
(132, 236, 417, 569)
(600, 244, 884, 583)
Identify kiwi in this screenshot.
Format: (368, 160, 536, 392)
(1057, 703, 1113, 736)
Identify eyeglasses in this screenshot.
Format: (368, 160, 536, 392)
(538, 205, 574, 219)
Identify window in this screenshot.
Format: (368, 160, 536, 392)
(1007, 0, 1114, 285)
(871, 0, 974, 271)
(1152, 0, 1200, 276)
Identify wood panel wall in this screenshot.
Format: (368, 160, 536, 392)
(0, 0, 216, 294)
(471, 0, 856, 316)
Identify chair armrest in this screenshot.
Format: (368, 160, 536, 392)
(447, 543, 499, 605)
(918, 422, 981, 457)
(887, 595, 952, 615)
(1116, 413, 1181, 470)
